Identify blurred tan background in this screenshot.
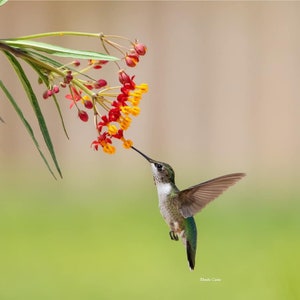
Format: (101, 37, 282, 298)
(1, 1, 300, 188)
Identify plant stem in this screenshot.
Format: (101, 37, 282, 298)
(14, 32, 102, 40)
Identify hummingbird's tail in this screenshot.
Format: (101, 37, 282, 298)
(184, 217, 197, 270)
(187, 240, 196, 270)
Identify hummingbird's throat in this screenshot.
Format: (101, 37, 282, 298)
(155, 181, 173, 195)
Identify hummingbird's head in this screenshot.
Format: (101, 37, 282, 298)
(131, 146, 175, 184)
(150, 161, 175, 185)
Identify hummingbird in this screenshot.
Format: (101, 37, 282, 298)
(131, 146, 245, 270)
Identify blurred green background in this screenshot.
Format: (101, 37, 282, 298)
(1, 1, 300, 299)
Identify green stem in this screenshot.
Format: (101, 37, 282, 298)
(72, 79, 96, 98)
(14, 31, 102, 40)
(101, 34, 132, 43)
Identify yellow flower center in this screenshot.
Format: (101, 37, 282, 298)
(108, 124, 118, 135)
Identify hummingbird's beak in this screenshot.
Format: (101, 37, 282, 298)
(131, 146, 154, 163)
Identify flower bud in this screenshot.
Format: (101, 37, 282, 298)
(125, 54, 138, 67)
(43, 90, 49, 99)
(134, 43, 147, 56)
(78, 110, 89, 122)
(52, 85, 59, 94)
(84, 100, 93, 109)
(94, 79, 107, 89)
(118, 70, 131, 85)
(73, 60, 81, 67)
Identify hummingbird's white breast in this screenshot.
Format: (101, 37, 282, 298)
(154, 181, 172, 212)
(155, 182, 180, 226)
(156, 182, 172, 198)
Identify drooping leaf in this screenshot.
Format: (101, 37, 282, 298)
(0, 0, 8, 7)
(3, 51, 62, 178)
(3, 39, 118, 61)
(28, 49, 66, 69)
(0, 80, 57, 179)
(51, 93, 69, 140)
(26, 59, 69, 139)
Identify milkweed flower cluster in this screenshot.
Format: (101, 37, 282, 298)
(43, 34, 148, 154)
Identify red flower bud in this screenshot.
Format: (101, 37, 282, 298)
(43, 90, 49, 99)
(73, 60, 81, 67)
(78, 110, 89, 122)
(94, 79, 107, 89)
(52, 85, 59, 94)
(64, 71, 73, 84)
(118, 70, 131, 85)
(84, 100, 93, 109)
(93, 64, 102, 70)
(125, 54, 139, 67)
(134, 43, 147, 56)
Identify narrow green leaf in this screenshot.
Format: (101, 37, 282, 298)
(52, 94, 69, 140)
(3, 39, 118, 61)
(26, 60, 70, 140)
(28, 50, 66, 68)
(0, 80, 57, 179)
(3, 51, 63, 178)
(0, 0, 8, 7)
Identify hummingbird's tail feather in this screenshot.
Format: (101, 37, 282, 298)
(186, 240, 196, 270)
(184, 216, 197, 271)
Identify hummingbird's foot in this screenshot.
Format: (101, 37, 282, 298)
(169, 231, 179, 241)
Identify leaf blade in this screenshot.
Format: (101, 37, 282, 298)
(0, 0, 8, 7)
(3, 39, 118, 61)
(26, 59, 70, 140)
(0, 80, 57, 179)
(3, 51, 62, 178)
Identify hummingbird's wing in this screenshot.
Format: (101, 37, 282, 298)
(177, 173, 245, 218)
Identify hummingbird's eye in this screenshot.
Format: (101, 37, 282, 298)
(155, 163, 163, 171)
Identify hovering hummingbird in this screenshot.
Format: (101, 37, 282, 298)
(131, 146, 245, 270)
